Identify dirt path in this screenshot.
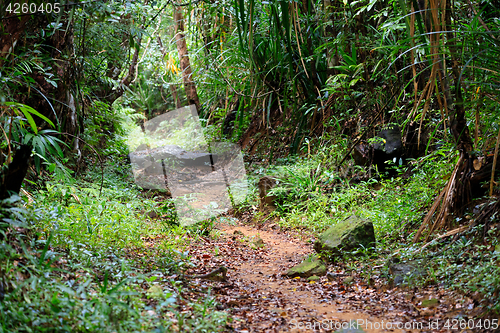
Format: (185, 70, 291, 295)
(182, 214, 487, 333)
(219, 222, 396, 333)
(186, 216, 453, 332)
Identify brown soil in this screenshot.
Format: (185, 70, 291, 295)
(184, 214, 483, 332)
(219, 223, 396, 333)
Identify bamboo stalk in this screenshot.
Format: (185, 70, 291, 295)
(408, 79, 430, 121)
(410, 3, 417, 103)
(475, 98, 480, 148)
(293, 2, 309, 79)
(417, 0, 441, 150)
(490, 125, 500, 196)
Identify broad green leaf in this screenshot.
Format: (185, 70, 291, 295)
(44, 135, 64, 158)
(4, 102, 55, 128)
(34, 137, 45, 156)
(19, 107, 38, 134)
(20, 105, 55, 128)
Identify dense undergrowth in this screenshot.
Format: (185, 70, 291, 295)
(259, 141, 453, 236)
(1, 0, 500, 330)
(0, 148, 230, 332)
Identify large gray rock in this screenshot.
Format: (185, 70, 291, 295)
(286, 254, 327, 278)
(314, 215, 375, 258)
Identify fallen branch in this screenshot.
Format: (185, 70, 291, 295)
(185, 266, 228, 282)
(413, 185, 447, 242)
(413, 154, 464, 242)
(416, 225, 468, 253)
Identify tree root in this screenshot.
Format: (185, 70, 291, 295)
(414, 152, 500, 243)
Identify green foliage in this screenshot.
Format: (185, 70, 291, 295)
(3, 102, 54, 133)
(35, 184, 146, 249)
(267, 144, 455, 236)
(0, 163, 230, 331)
(362, 156, 453, 239)
(74, 1, 152, 92)
(22, 130, 68, 174)
(267, 142, 500, 313)
(2, 0, 500, 325)
(390, 226, 500, 314)
(0, 102, 68, 176)
(270, 164, 325, 202)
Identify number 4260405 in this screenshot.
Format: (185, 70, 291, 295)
(6, 2, 61, 15)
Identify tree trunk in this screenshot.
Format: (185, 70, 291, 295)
(323, 0, 337, 76)
(0, 15, 30, 68)
(0, 145, 31, 200)
(3, 13, 79, 139)
(93, 15, 143, 105)
(174, 6, 201, 112)
(120, 36, 142, 90)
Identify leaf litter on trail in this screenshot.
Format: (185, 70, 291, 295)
(182, 218, 487, 332)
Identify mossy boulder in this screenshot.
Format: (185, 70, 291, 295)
(313, 215, 375, 259)
(286, 254, 327, 278)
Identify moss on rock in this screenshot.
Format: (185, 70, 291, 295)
(313, 215, 375, 259)
(286, 254, 327, 278)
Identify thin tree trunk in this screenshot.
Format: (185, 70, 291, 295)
(0, 145, 31, 200)
(0, 15, 30, 68)
(100, 35, 141, 105)
(97, 15, 143, 105)
(174, 6, 201, 112)
(323, 0, 337, 76)
(120, 36, 142, 89)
